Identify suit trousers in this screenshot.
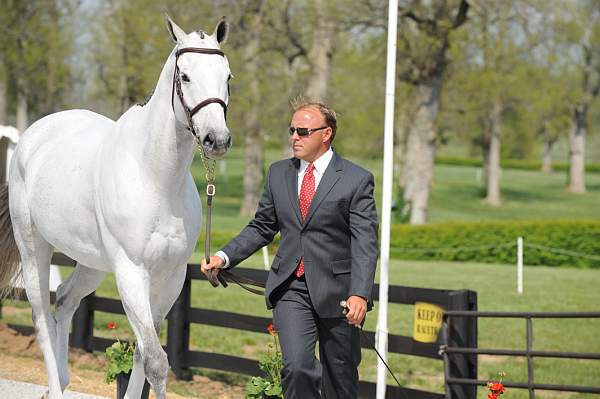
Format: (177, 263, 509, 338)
(272, 274, 361, 399)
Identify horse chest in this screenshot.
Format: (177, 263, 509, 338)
(141, 218, 196, 268)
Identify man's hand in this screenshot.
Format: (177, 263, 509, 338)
(200, 255, 225, 278)
(344, 295, 367, 327)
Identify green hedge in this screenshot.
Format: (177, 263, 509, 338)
(390, 220, 600, 268)
(436, 156, 600, 174)
(202, 220, 600, 268)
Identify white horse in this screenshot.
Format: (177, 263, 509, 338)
(0, 16, 232, 399)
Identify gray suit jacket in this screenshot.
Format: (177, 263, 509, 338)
(221, 150, 379, 317)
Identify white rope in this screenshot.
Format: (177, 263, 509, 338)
(525, 243, 600, 261)
(391, 242, 515, 253)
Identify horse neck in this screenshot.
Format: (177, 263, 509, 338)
(125, 51, 196, 191)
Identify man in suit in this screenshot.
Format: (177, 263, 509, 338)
(201, 102, 379, 398)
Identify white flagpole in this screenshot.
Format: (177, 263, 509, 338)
(376, 0, 398, 397)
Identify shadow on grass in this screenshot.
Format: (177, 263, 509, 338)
(191, 367, 249, 386)
(501, 187, 559, 203)
(585, 183, 600, 192)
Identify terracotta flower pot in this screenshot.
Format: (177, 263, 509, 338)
(116, 372, 150, 399)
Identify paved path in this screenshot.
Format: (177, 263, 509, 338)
(0, 378, 109, 399)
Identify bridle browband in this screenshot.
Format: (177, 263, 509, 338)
(171, 47, 228, 144)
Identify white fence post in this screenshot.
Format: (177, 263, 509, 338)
(517, 237, 523, 295)
(262, 246, 270, 270)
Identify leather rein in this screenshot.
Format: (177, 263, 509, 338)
(171, 46, 264, 295)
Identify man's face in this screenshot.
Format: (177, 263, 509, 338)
(289, 107, 332, 162)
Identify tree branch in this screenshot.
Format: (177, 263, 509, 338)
(452, 0, 470, 28)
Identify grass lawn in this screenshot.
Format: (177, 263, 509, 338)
(195, 147, 600, 232)
(2, 256, 598, 398)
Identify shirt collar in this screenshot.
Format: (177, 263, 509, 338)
(299, 147, 333, 176)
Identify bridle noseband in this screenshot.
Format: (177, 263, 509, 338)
(171, 47, 229, 143)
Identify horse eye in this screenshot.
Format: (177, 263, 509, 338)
(227, 74, 233, 81)
(181, 73, 190, 83)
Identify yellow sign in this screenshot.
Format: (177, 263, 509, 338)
(413, 302, 444, 343)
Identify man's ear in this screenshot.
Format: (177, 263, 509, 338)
(213, 16, 229, 44)
(322, 127, 333, 143)
(166, 14, 186, 43)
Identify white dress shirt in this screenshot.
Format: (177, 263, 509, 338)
(216, 147, 334, 269)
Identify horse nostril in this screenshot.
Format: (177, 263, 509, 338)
(226, 136, 232, 148)
(203, 133, 215, 147)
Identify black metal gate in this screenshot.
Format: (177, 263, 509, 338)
(440, 310, 600, 398)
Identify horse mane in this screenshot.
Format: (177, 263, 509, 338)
(137, 89, 155, 107)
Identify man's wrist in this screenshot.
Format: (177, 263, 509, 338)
(215, 250, 230, 268)
(349, 294, 368, 302)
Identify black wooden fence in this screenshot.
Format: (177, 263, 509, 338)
(1, 253, 478, 399)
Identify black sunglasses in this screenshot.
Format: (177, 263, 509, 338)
(288, 126, 328, 137)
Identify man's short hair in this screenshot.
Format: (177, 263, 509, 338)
(293, 101, 337, 142)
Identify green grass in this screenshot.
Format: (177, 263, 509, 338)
(425, 165, 600, 223)
(2, 257, 599, 398)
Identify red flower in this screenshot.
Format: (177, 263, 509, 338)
(107, 321, 117, 330)
(488, 394, 498, 399)
(267, 323, 277, 336)
(489, 382, 505, 394)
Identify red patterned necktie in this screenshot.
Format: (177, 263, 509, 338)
(295, 163, 315, 277)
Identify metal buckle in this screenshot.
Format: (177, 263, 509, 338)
(206, 184, 216, 196)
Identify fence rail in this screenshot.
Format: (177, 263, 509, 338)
(1, 253, 478, 399)
(440, 310, 600, 398)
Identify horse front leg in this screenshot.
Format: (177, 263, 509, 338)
(54, 263, 105, 391)
(114, 259, 169, 399)
(126, 264, 188, 398)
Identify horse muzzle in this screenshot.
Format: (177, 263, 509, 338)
(201, 130, 232, 159)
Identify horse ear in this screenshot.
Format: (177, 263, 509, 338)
(213, 17, 229, 44)
(165, 14, 186, 44)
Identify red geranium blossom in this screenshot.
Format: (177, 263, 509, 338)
(488, 382, 505, 394)
(487, 372, 506, 398)
(107, 321, 117, 330)
(267, 323, 277, 336)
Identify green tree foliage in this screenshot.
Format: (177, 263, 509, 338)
(0, 0, 75, 124)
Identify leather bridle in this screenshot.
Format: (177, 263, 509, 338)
(170, 46, 265, 294)
(171, 47, 229, 144)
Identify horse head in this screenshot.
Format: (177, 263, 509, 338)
(167, 16, 232, 159)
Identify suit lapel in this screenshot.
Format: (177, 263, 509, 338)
(286, 158, 302, 224)
(302, 151, 343, 230)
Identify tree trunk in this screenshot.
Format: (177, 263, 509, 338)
(118, 61, 130, 114)
(395, 100, 411, 190)
(304, 0, 335, 101)
(45, 52, 58, 114)
(567, 104, 587, 193)
(484, 100, 502, 206)
(240, 4, 265, 217)
(403, 78, 441, 225)
(16, 89, 28, 132)
(240, 65, 264, 217)
(541, 129, 554, 174)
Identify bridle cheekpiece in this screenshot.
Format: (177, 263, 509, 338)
(171, 47, 228, 145)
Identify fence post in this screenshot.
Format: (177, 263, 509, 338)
(447, 290, 478, 399)
(71, 292, 95, 352)
(167, 276, 192, 380)
(518, 237, 524, 295)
